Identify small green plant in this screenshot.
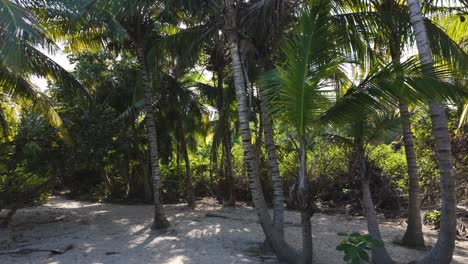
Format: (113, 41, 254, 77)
(336, 232, 384, 264)
(424, 210, 441, 227)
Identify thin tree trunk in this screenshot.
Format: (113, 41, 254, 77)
(0, 207, 17, 227)
(142, 162, 153, 202)
(180, 133, 196, 209)
(358, 147, 394, 264)
(387, 16, 425, 246)
(223, 132, 235, 207)
(217, 68, 235, 207)
(136, 47, 170, 230)
(400, 103, 425, 247)
(224, 3, 300, 262)
(298, 135, 312, 264)
(260, 91, 284, 236)
(407, 1, 457, 262)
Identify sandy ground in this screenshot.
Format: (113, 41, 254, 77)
(0, 197, 467, 264)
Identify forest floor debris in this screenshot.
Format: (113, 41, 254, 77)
(0, 196, 467, 264)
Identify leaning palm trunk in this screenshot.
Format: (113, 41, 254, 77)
(136, 47, 170, 230)
(260, 91, 284, 236)
(358, 146, 394, 264)
(224, 4, 300, 263)
(407, 1, 457, 262)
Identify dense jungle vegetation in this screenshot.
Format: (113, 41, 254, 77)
(0, 0, 467, 263)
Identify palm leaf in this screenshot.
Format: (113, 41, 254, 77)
(262, 0, 345, 135)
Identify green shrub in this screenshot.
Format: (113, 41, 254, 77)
(336, 232, 384, 264)
(424, 210, 441, 227)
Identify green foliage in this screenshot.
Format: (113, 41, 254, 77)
(424, 210, 442, 226)
(0, 113, 61, 209)
(369, 143, 408, 191)
(336, 232, 384, 264)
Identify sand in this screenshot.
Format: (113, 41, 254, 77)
(0, 197, 467, 264)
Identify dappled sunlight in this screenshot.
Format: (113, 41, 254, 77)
(83, 242, 95, 253)
(128, 231, 180, 249)
(44, 197, 102, 210)
(90, 210, 109, 215)
(162, 254, 190, 264)
(112, 218, 130, 225)
(186, 223, 221, 238)
(2, 197, 468, 264)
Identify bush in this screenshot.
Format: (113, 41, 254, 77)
(336, 232, 384, 264)
(424, 210, 441, 227)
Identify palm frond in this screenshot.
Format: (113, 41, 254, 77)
(322, 57, 467, 126)
(0, 65, 71, 144)
(262, 0, 345, 135)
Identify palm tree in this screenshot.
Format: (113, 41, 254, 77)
(325, 107, 398, 264)
(168, 77, 208, 209)
(42, 0, 172, 229)
(330, 0, 468, 248)
(407, 0, 457, 262)
(0, 0, 88, 225)
(263, 1, 348, 262)
(166, 0, 301, 261)
(0, 0, 86, 143)
(322, 54, 465, 263)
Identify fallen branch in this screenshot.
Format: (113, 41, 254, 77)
(11, 215, 67, 228)
(0, 244, 73, 255)
(26, 230, 80, 240)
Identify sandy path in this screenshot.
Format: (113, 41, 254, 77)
(0, 197, 467, 264)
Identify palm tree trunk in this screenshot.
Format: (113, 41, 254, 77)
(223, 131, 235, 206)
(298, 135, 312, 264)
(358, 148, 394, 264)
(136, 47, 170, 230)
(260, 91, 284, 236)
(224, 3, 300, 262)
(181, 133, 196, 209)
(388, 21, 425, 246)
(217, 68, 235, 207)
(400, 103, 425, 247)
(407, 1, 457, 262)
(143, 162, 153, 202)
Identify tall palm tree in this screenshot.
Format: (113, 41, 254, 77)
(262, 1, 349, 262)
(330, 0, 468, 248)
(407, 0, 457, 262)
(165, 0, 301, 261)
(42, 0, 172, 229)
(323, 54, 465, 263)
(222, 1, 302, 262)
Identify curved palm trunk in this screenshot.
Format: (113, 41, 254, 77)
(358, 147, 394, 264)
(136, 47, 170, 230)
(224, 4, 300, 262)
(260, 92, 284, 236)
(400, 103, 425, 247)
(407, 1, 457, 262)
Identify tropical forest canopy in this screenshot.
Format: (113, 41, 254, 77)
(0, 0, 467, 263)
